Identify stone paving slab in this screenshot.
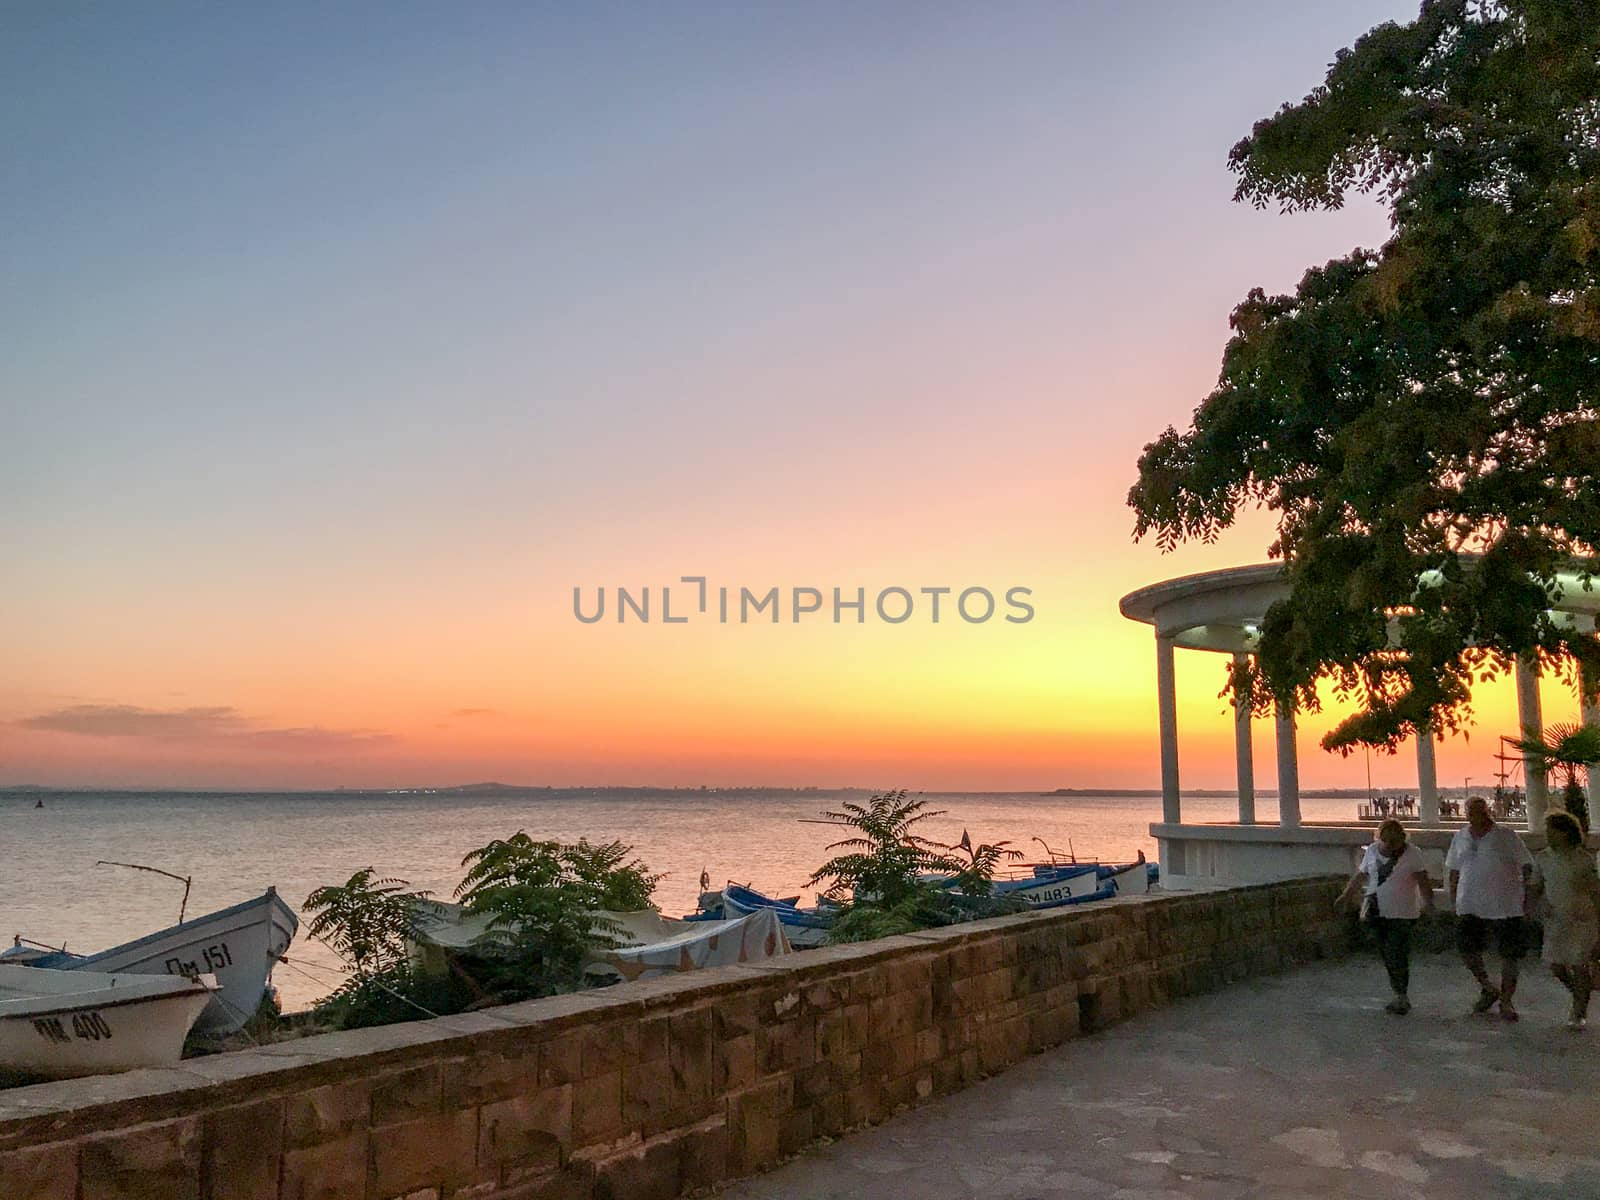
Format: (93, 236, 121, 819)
(718, 952, 1599, 1199)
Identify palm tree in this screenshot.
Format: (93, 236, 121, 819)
(1513, 723, 1600, 833)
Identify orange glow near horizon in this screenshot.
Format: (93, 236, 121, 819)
(7, 0, 1502, 792)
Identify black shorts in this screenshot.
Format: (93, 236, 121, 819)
(1456, 915, 1529, 960)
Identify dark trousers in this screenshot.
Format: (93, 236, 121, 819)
(1373, 917, 1415, 995)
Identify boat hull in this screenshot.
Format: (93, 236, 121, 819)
(719, 886, 833, 947)
(0, 965, 215, 1079)
(998, 867, 1106, 906)
(8, 890, 299, 1036)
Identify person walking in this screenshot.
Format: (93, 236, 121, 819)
(1337, 819, 1434, 1014)
(1446, 796, 1534, 1020)
(1531, 810, 1600, 1030)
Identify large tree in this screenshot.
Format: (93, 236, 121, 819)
(1129, 0, 1600, 751)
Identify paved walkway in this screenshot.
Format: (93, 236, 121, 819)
(719, 952, 1599, 1199)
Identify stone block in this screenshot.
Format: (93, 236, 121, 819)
(756, 1014, 814, 1075)
(0, 1142, 77, 1200)
(666, 1008, 715, 1106)
(815, 1003, 868, 1059)
(81, 1117, 200, 1200)
(635, 1015, 669, 1064)
(777, 1106, 814, 1157)
(727, 1076, 791, 1174)
(977, 1017, 1027, 1074)
(862, 1032, 916, 1081)
(280, 1130, 368, 1200)
(478, 1085, 571, 1173)
(579, 1022, 630, 1077)
(538, 1033, 583, 1088)
(882, 954, 934, 996)
(285, 1080, 371, 1148)
(443, 1051, 541, 1108)
(868, 989, 931, 1040)
(677, 1117, 729, 1190)
(203, 1097, 283, 1200)
(711, 992, 761, 1040)
(497, 1162, 593, 1200)
(589, 1135, 678, 1200)
(621, 1055, 673, 1133)
(572, 1070, 622, 1145)
(369, 1109, 480, 1197)
(373, 1063, 444, 1126)
(844, 968, 888, 1004)
(801, 977, 847, 1012)
(843, 1080, 882, 1126)
(716, 1033, 756, 1092)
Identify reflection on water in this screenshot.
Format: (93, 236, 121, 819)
(0, 790, 1346, 1010)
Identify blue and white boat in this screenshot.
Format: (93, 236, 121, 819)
(988, 863, 1105, 906)
(715, 885, 834, 947)
(1035, 880, 1118, 909)
(3, 889, 298, 1036)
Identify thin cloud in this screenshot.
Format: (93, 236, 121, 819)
(17, 704, 391, 752)
(450, 707, 497, 718)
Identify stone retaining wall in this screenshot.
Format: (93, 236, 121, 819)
(1, 878, 1345, 1200)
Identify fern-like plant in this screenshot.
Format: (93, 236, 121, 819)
(1514, 723, 1600, 832)
(304, 868, 428, 973)
(806, 790, 956, 907)
(303, 869, 461, 1029)
(940, 833, 1024, 900)
(455, 833, 662, 999)
(808, 793, 1032, 942)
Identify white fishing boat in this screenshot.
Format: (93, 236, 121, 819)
(0, 964, 216, 1079)
(4, 889, 299, 1036)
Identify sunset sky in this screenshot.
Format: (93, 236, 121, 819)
(5, 2, 1580, 792)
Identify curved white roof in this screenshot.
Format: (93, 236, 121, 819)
(1119, 560, 1599, 655)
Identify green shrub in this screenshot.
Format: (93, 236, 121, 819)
(807, 790, 1024, 943)
(304, 869, 468, 1029)
(455, 833, 662, 1002)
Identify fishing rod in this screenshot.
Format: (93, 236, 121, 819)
(96, 860, 193, 924)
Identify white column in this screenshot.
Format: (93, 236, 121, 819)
(1516, 654, 1548, 827)
(1233, 653, 1256, 824)
(1416, 725, 1440, 827)
(1275, 702, 1300, 829)
(1156, 634, 1181, 824)
(1582, 664, 1600, 817)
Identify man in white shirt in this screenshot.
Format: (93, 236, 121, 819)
(1446, 797, 1535, 1020)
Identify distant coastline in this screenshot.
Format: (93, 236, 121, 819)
(7, 782, 1445, 800)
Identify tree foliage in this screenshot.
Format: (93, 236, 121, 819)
(456, 833, 660, 1000)
(807, 790, 956, 908)
(303, 869, 461, 1029)
(302, 837, 662, 1028)
(1128, 0, 1600, 750)
(305, 868, 426, 974)
(807, 790, 1025, 941)
(1514, 720, 1600, 828)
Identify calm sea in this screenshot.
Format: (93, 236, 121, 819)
(0, 789, 1354, 1012)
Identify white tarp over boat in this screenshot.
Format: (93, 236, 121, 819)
(409, 904, 691, 951)
(597, 907, 791, 982)
(0, 964, 216, 1079)
(406, 903, 705, 977)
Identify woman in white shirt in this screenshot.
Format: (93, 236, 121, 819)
(1531, 810, 1600, 1030)
(1337, 819, 1435, 1014)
